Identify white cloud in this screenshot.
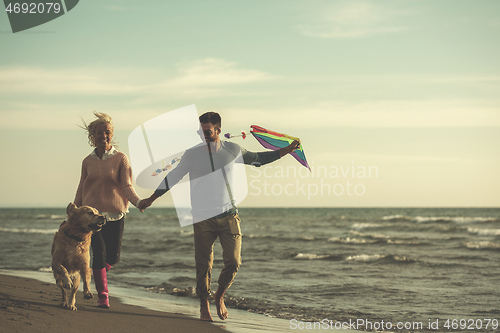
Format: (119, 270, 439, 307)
(1, 61, 499, 130)
(297, 1, 410, 38)
(5, 98, 496, 130)
(147, 58, 275, 100)
(431, 76, 500, 84)
(0, 58, 275, 130)
(0, 67, 145, 95)
(0, 58, 273, 97)
(222, 99, 500, 129)
(0, 103, 164, 130)
(169, 58, 272, 87)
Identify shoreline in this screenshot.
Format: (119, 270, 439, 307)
(0, 269, 360, 333)
(2, 270, 360, 333)
(0, 270, 229, 333)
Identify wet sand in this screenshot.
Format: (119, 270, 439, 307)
(0, 273, 228, 333)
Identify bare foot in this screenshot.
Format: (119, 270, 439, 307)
(215, 288, 228, 320)
(200, 298, 214, 322)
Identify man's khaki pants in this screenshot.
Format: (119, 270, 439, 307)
(193, 213, 242, 299)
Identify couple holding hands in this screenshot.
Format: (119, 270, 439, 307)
(76, 111, 299, 321)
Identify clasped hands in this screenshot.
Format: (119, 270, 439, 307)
(137, 195, 157, 212)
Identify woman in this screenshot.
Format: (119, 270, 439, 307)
(74, 111, 142, 309)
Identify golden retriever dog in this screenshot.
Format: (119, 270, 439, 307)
(51, 203, 106, 310)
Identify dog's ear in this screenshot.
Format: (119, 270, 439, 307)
(67, 203, 77, 216)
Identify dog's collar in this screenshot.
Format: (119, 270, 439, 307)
(63, 229, 85, 243)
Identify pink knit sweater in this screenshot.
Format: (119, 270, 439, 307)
(74, 151, 140, 213)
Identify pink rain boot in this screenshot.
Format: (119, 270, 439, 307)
(93, 267, 109, 308)
(106, 263, 112, 272)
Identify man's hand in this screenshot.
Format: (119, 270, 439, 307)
(279, 140, 300, 157)
(138, 198, 152, 211)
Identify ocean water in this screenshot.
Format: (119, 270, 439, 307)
(1, 207, 499, 332)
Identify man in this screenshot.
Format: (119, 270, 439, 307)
(139, 112, 299, 321)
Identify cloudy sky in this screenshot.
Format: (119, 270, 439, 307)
(1, 0, 499, 207)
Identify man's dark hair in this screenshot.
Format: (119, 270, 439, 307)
(199, 112, 221, 128)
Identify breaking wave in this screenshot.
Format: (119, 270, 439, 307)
(382, 215, 497, 224)
(467, 227, 500, 236)
(0, 227, 57, 234)
(293, 253, 333, 260)
(465, 241, 500, 250)
(36, 214, 65, 220)
(345, 254, 416, 263)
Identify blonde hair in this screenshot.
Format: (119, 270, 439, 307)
(80, 111, 117, 147)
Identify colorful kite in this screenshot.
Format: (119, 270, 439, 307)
(250, 125, 310, 171)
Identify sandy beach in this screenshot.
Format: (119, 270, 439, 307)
(0, 273, 229, 333)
